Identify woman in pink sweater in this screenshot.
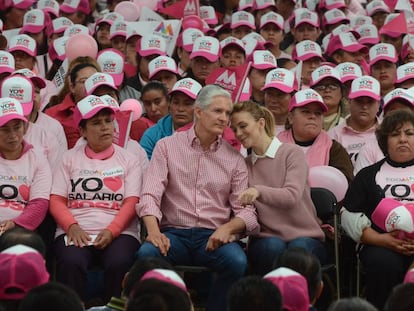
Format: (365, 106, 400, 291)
(231, 101, 325, 275)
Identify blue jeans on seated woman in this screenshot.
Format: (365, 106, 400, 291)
(248, 236, 327, 276)
(136, 227, 247, 311)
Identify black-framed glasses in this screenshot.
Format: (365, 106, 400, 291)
(314, 84, 340, 92)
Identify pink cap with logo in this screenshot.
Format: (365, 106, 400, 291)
(48, 36, 68, 62)
(220, 36, 245, 53)
(110, 20, 127, 40)
(231, 11, 255, 30)
(100, 94, 120, 111)
(369, 43, 397, 66)
(242, 32, 272, 59)
(350, 16, 373, 29)
(383, 88, 414, 111)
(0, 75, 34, 115)
(264, 267, 310, 311)
(336, 62, 362, 83)
(73, 95, 116, 127)
(0, 245, 49, 300)
(84, 72, 117, 96)
(137, 34, 167, 57)
(238, 0, 254, 10)
(331, 24, 351, 36)
(148, 55, 179, 79)
(321, 0, 346, 10)
(356, 24, 379, 46)
(200, 6, 218, 26)
(326, 32, 368, 57)
(37, 0, 60, 18)
(12, 68, 46, 89)
(96, 12, 124, 28)
(289, 88, 327, 112)
(293, 40, 323, 62)
(59, 0, 90, 15)
(190, 36, 220, 62)
(0, 98, 28, 127)
(0, 51, 15, 75)
(323, 8, 349, 26)
(8, 34, 37, 57)
(260, 11, 284, 30)
(251, 50, 277, 70)
(294, 8, 319, 28)
(349, 75, 381, 100)
(141, 269, 188, 292)
(177, 28, 204, 52)
(63, 24, 90, 37)
(310, 65, 341, 87)
(396, 62, 414, 84)
(20, 9, 47, 34)
(262, 68, 297, 93)
(366, 0, 390, 16)
(97, 48, 125, 87)
(253, 0, 276, 11)
(47, 16, 73, 36)
(8, 0, 35, 9)
(169, 77, 202, 99)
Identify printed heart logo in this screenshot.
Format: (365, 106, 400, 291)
(103, 177, 122, 192)
(18, 89, 24, 94)
(19, 185, 30, 201)
(111, 63, 116, 67)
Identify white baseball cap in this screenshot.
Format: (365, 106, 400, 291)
(366, 0, 390, 16)
(8, 34, 37, 57)
(289, 89, 327, 112)
(148, 56, 179, 79)
(84, 72, 117, 96)
(262, 68, 297, 93)
(0, 51, 15, 75)
(259, 11, 284, 30)
(137, 34, 167, 57)
(168, 78, 202, 100)
(0, 98, 28, 127)
(396, 62, 414, 84)
(336, 62, 363, 83)
(110, 20, 127, 40)
(73, 95, 116, 127)
(349, 76, 381, 100)
(294, 8, 319, 28)
(369, 43, 397, 66)
(0, 75, 35, 115)
(310, 65, 341, 87)
(231, 11, 255, 30)
(323, 8, 349, 26)
(20, 9, 46, 34)
(293, 40, 323, 62)
(251, 50, 277, 70)
(190, 36, 220, 62)
(97, 48, 125, 87)
(356, 24, 379, 46)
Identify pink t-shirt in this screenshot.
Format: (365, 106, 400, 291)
(0, 144, 51, 223)
(353, 139, 384, 175)
(36, 112, 68, 151)
(51, 144, 142, 239)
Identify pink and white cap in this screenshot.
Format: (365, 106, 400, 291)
(59, 0, 90, 15)
(238, 0, 254, 10)
(110, 20, 127, 40)
(73, 95, 116, 127)
(137, 34, 167, 57)
(289, 88, 327, 112)
(372, 198, 414, 235)
(336, 62, 363, 83)
(97, 48, 125, 87)
(200, 6, 218, 26)
(231, 11, 255, 30)
(21, 9, 46, 34)
(178, 28, 204, 52)
(251, 50, 277, 70)
(324, 8, 349, 26)
(294, 8, 319, 28)
(260, 11, 284, 30)
(48, 17, 73, 35)
(84, 72, 117, 96)
(322, 0, 346, 10)
(293, 40, 323, 62)
(262, 68, 297, 93)
(63, 24, 90, 37)
(141, 269, 188, 292)
(12, 68, 46, 89)
(8, 34, 37, 57)
(331, 24, 351, 36)
(148, 55, 179, 79)
(264, 267, 310, 311)
(0, 51, 15, 75)
(242, 32, 271, 58)
(350, 16, 373, 29)
(190, 36, 220, 62)
(356, 24, 379, 46)
(0, 98, 28, 127)
(366, 0, 390, 16)
(349, 75, 380, 100)
(96, 12, 124, 28)
(326, 32, 368, 57)
(100, 94, 120, 111)
(0, 75, 34, 115)
(169, 77, 202, 100)
(369, 43, 397, 66)
(37, 0, 60, 18)
(9, 0, 35, 9)
(220, 36, 245, 53)
(310, 65, 341, 87)
(253, 0, 276, 11)
(383, 88, 414, 111)
(397, 62, 414, 84)
(126, 24, 140, 42)
(48, 36, 68, 62)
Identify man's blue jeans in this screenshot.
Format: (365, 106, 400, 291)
(136, 227, 247, 311)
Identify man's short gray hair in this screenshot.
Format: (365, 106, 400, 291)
(194, 84, 232, 111)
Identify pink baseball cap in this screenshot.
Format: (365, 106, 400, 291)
(264, 267, 310, 311)
(294, 8, 319, 28)
(59, 0, 90, 15)
(356, 24, 379, 46)
(100, 94, 120, 111)
(48, 36, 68, 62)
(0, 245, 49, 300)
(141, 269, 188, 292)
(310, 65, 341, 87)
(260, 11, 284, 30)
(238, 0, 254, 10)
(12, 68, 46, 89)
(20, 9, 47, 34)
(242, 32, 272, 59)
(148, 56, 179, 79)
(73, 95, 116, 127)
(326, 32, 368, 57)
(396, 62, 414, 84)
(47, 16, 73, 36)
(97, 48, 125, 87)
(336, 62, 363, 83)
(231, 11, 255, 30)
(63, 24, 90, 37)
(369, 43, 397, 66)
(372, 198, 414, 234)
(126, 23, 140, 42)
(8, 0, 35, 9)
(253, 0, 276, 11)
(366, 0, 390, 16)
(177, 28, 204, 52)
(200, 6, 218, 26)
(251, 50, 277, 70)
(321, 0, 346, 10)
(8, 34, 37, 57)
(289, 88, 327, 112)
(323, 8, 349, 26)
(383, 88, 414, 111)
(0, 75, 35, 115)
(0, 98, 28, 127)
(0, 51, 15, 75)
(220, 36, 245, 53)
(84, 72, 117, 96)
(37, 0, 60, 18)
(331, 24, 352, 36)
(169, 77, 202, 100)
(137, 34, 167, 57)
(350, 16, 373, 29)
(349, 75, 381, 100)
(262, 68, 297, 93)
(293, 40, 323, 62)
(190, 36, 220, 62)
(110, 20, 127, 40)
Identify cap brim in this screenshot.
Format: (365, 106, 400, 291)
(252, 63, 277, 70)
(87, 83, 117, 96)
(231, 22, 255, 30)
(262, 83, 294, 93)
(343, 44, 368, 54)
(290, 100, 328, 112)
(9, 46, 36, 58)
(295, 20, 319, 28)
(370, 56, 397, 67)
(349, 91, 380, 101)
(260, 20, 283, 30)
(190, 52, 218, 62)
(149, 68, 179, 80)
(138, 49, 166, 57)
(0, 114, 27, 127)
(169, 88, 197, 100)
(297, 53, 324, 62)
(21, 25, 44, 34)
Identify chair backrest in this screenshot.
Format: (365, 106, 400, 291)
(311, 187, 337, 223)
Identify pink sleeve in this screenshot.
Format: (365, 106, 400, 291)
(107, 196, 139, 238)
(49, 194, 78, 232)
(13, 198, 49, 230)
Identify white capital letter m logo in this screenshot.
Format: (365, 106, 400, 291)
(184, 0, 196, 13)
(216, 71, 236, 86)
